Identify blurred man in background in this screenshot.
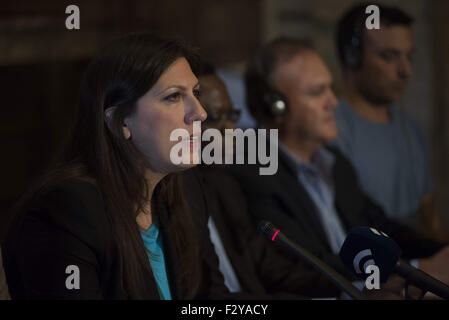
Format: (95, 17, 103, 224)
(334, 4, 448, 240)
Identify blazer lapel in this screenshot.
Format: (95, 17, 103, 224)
(331, 149, 361, 231)
(154, 190, 182, 300)
(277, 149, 333, 252)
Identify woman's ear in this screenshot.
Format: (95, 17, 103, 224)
(104, 107, 131, 140)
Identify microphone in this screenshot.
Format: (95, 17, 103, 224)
(339, 226, 449, 300)
(258, 220, 367, 300)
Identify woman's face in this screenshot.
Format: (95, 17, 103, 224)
(123, 57, 207, 173)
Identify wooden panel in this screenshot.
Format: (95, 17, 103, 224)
(0, 0, 262, 66)
(431, 0, 449, 226)
(198, 0, 262, 65)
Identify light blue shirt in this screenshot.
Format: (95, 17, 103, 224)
(280, 144, 347, 254)
(140, 218, 172, 300)
(207, 216, 242, 292)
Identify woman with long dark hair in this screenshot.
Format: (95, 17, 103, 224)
(2, 32, 228, 299)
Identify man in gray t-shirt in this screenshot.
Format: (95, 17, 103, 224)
(334, 4, 447, 238)
(334, 100, 430, 228)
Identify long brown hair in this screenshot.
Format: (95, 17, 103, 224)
(19, 33, 201, 299)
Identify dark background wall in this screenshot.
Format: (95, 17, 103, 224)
(1, 0, 449, 236)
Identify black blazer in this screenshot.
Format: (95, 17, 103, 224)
(2, 170, 230, 300)
(225, 146, 446, 278)
(197, 165, 340, 298)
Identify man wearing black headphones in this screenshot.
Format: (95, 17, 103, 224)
(225, 36, 449, 290)
(334, 4, 447, 240)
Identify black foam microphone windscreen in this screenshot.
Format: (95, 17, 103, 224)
(339, 226, 402, 283)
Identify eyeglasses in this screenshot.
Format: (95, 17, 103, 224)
(205, 108, 241, 124)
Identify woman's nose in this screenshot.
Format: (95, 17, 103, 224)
(185, 96, 207, 124)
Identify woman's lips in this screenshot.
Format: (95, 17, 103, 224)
(184, 134, 201, 150)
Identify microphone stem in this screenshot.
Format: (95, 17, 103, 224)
(278, 234, 368, 300)
(396, 261, 449, 300)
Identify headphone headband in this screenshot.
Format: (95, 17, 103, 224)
(253, 51, 288, 117)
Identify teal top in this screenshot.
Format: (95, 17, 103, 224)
(140, 217, 172, 300)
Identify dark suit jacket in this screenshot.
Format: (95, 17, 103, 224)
(2, 170, 230, 300)
(196, 165, 340, 298)
(225, 146, 447, 278)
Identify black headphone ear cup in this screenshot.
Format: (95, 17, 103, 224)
(344, 34, 362, 69)
(253, 51, 288, 117)
(344, 46, 361, 69)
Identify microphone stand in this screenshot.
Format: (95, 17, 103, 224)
(260, 221, 368, 300)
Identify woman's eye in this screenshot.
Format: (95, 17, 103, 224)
(164, 92, 181, 102)
(193, 89, 201, 99)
